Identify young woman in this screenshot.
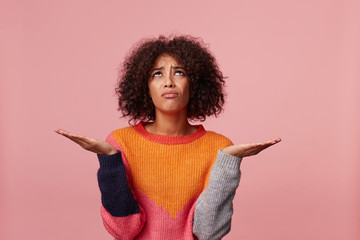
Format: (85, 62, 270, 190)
(55, 35, 281, 240)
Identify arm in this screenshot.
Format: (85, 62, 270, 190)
(97, 141, 146, 240)
(193, 150, 242, 240)
(54, 128, 147, 239)
(193, 137, 281, 239)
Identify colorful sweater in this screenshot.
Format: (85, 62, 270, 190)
(97, 121, 242, 240)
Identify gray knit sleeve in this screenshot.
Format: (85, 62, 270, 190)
(193, 149, 243, 240)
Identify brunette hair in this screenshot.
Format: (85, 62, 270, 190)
(116, 35, 226, 124)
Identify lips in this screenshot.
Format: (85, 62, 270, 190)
(161, 91, 178, 98)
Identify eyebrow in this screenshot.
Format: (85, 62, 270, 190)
(151, 67, 164, 72)
(151, 66, 185, 72)
(172, 66, 185, 70)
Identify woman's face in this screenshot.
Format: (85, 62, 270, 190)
(148, 54, 190, 115)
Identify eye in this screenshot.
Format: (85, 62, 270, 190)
(152, 71, 162, 77)
(175, 71, 185, 76)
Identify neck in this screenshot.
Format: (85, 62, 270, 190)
(145, 109, 196, 136)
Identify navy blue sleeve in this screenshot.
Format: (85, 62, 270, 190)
(97, 151, 140, 217)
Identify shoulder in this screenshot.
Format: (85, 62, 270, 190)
(111, 125, 134, 136)
(106, 125, 135, 139)
(104, 125, 136, 145)
(202, 130, 234, 148)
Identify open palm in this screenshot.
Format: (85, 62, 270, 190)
(54, 129, 118, 155)
(223, 138, 281, 158)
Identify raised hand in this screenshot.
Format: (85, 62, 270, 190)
(223, 137, 281, 158)
(54, 129, 118, 155)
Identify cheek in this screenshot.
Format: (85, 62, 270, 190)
(148, 85, 161, 105)
(148, 82, 156, 99)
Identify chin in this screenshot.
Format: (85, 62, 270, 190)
(158, 105, 187, 115)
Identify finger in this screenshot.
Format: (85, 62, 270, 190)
(241, 146, 269, 157)
(255, 140, 281, 154)
(258, 144, 274, 152)
(55, 129, 78, 138)
(55, 129, 95, 148)
(246, 138, 279, 148)
(249, 140, 280, 153)
(55, 129, 94, 143)
(237, 138, 281, 153)
(270, 137, 281, 144)
(242, 142, 265, 149)
(261, 138, 281, 146)
(55, 129, 82, 138)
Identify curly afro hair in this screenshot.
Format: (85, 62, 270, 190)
(116, 35, 226, 124)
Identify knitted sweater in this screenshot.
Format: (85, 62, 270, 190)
(97, 121, 242, 240)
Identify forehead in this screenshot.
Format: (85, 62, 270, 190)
(153, 54, 182, 67)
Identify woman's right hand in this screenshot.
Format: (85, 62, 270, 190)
(54, 129, 118, 155)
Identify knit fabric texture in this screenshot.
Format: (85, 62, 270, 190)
(97, 121, 242, 240)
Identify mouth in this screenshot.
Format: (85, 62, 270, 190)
(162, 92, 178, 98)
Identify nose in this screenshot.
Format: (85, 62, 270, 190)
(163, 74, 175, 88)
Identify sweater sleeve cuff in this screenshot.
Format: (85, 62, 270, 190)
(97, 151, 122, 169)
(216, 149, 243, 171)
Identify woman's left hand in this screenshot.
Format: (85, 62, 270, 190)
(223, 137, 281, 158)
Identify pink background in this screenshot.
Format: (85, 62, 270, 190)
(1, 0, 359, 239)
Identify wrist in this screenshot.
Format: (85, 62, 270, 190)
(222, 147, 238, 157)
(106, 149, 118, 155)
